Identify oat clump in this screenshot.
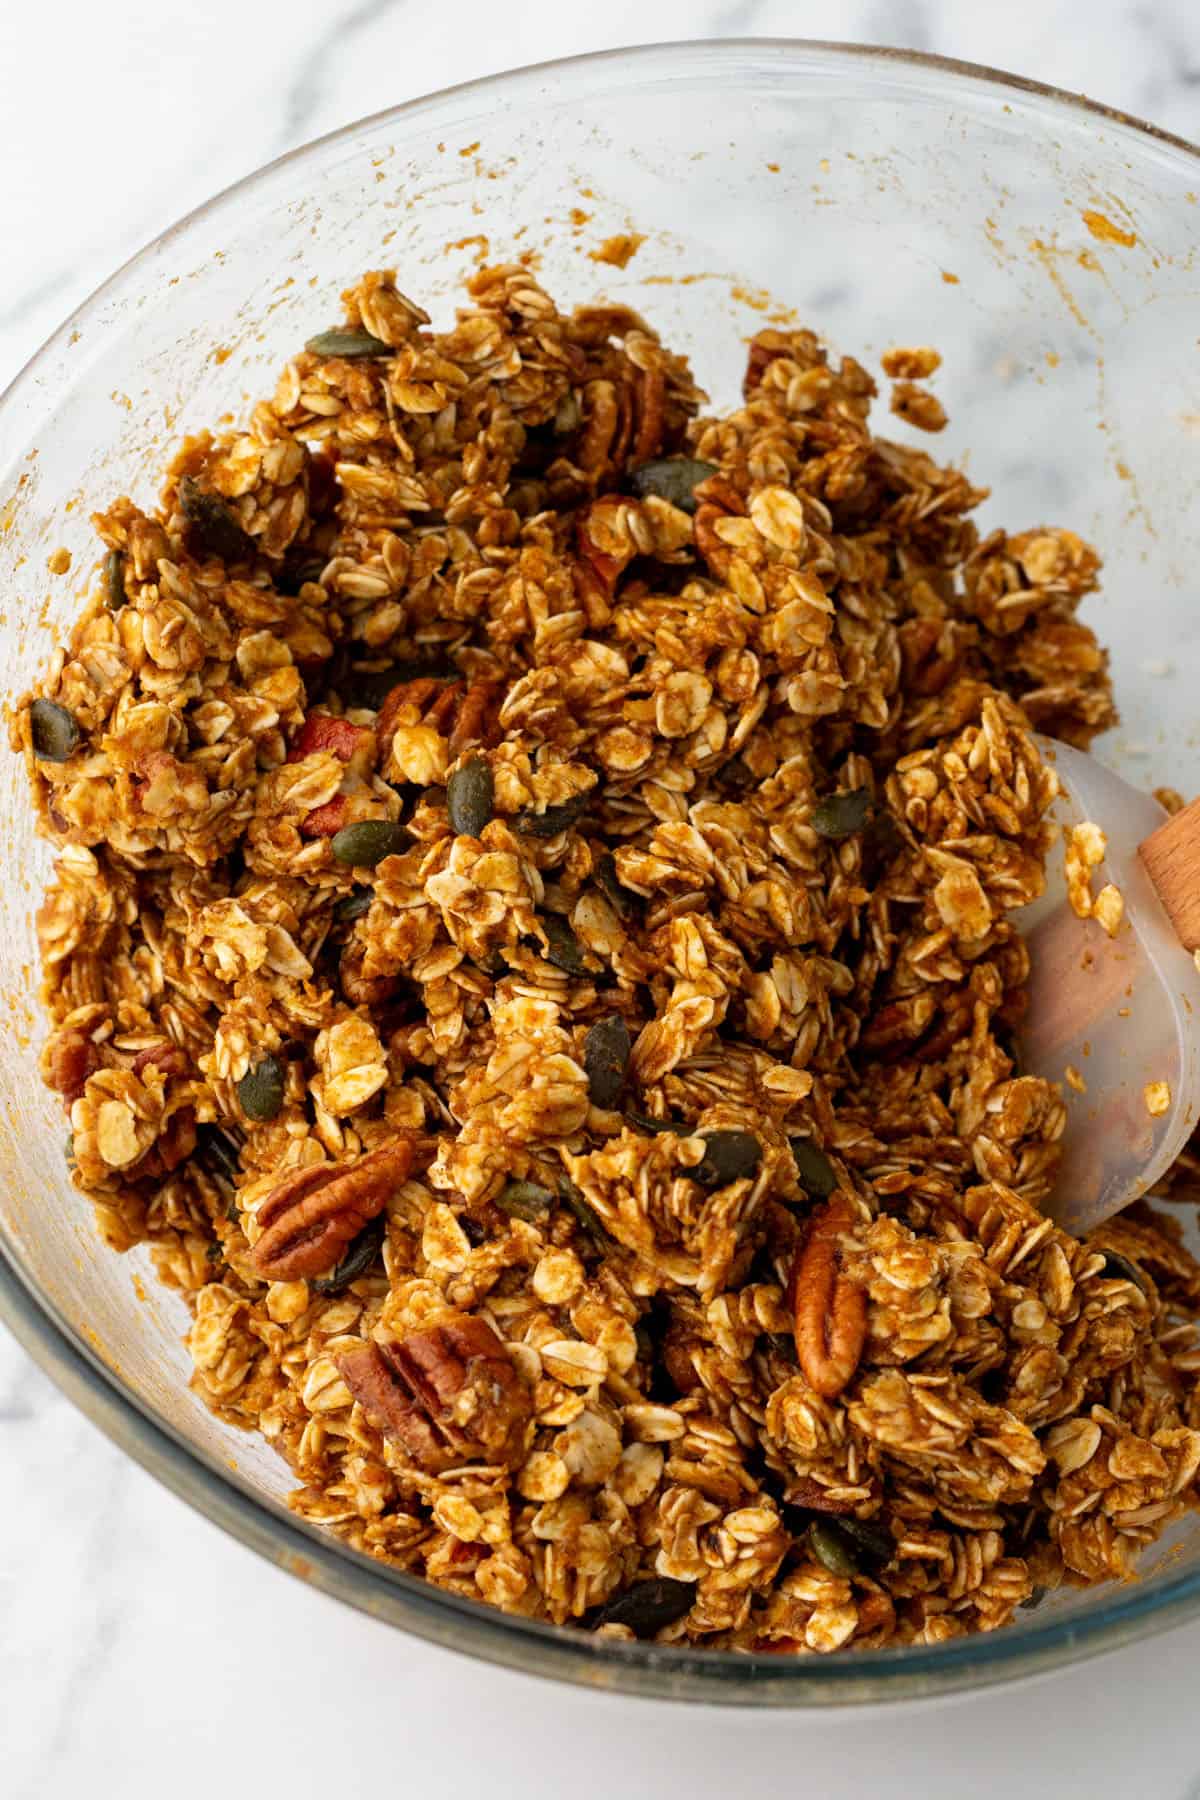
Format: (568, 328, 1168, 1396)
(19, 265, 1200, 1652)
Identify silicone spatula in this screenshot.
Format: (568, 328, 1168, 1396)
(1017, 738, 1200, 1235)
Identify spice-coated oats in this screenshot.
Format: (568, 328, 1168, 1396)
(18, 266, 1200, 1650)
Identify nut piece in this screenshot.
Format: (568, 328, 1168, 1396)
(249, 1136, 414, 1280)
(336, 1313, 531, 1473)
(42, 1026, 100, 1103)
(789, 1194, 867, 1399)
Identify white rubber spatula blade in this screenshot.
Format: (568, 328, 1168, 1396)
(1017, 738, 1200, 1235)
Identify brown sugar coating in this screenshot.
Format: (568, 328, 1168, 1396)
(18, 263, 1200, 1650)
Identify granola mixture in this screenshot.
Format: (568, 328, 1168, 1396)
(18, 265, 1200, 1652)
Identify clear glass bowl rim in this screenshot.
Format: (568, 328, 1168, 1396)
(5, 35, 1200, 1706)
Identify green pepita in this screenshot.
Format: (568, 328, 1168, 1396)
(1100, 1250, 1148, 1294)
(541, 914, 588, 976)
(808, 1518, 860, 1578)
(713, 758, 756, 796)
(279, 555, 327, 596)
(629, 457, 718, 514)
(513, 790, 593, 838)
(330, 819, 406, 866)
(104, 548, 126, 612)
(312, 1217, 385, 1294)
(692, 1129, 762, 1191)
(30, 699, 80, 763)
(495, 1179, 556, 1222)
(305, 328, 392, 359)
(559, 1176, 606, 1247)
(447, 757, 494, 837)
(195, 1124, 242, 1191)
(836, 1515, 894, 1571)
(594, 1576, 697, 1636)
(334, 889, 374, 924)
(861, 808, 904, 878)
(810, 787, 871, 840)
(626, 1111, 679, 1137)
(237, 1054, 285, 1122)
(179, 475, 254, 563)
(583, 1014, 631, 1109)
(790, 1138, 837, 1200)
(594, 852, 638, 922)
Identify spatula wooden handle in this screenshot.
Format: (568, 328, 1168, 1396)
(1138, 795, 1200, 951)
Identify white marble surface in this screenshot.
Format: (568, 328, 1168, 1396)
(5, 2, 1200, 1795)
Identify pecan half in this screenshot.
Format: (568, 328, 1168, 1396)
(301, 795, 349, 839)
(337, 1313, 531, 1473)
(250, 1136, 414, 1280)
(789, 1193, 867, 1399)
(783, 1476, 856, 1517)
(288, 713, 375, 837)
(339, 938, 397, 1008)
(131, 1042, 189, 1080)
(288, 712, 373, 764)
(376, 676, 501, 765)
(575, 367, 666, 485)
(42, 1026, 100, 1105)
(575, 500, 636, 599)
(128, 1106, 196, 1180)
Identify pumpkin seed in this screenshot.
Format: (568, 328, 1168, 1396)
(629, 456, 718, 514)
(312, 1217, 385, 1294)
(237, 1054, 285, 1122)
(584, 1014, 631, 1109)
(541, 914, 588, 975)
(1100, 1250, 1148, 1294)
(713, 758, 756, 796)
(594, 851, 638, 922)
(205, 1241, 224, 1264)
(334, 889, 374, 924)
(559, 1176, 606, 1247)
(790, 1138, 837, 1200)
(104, 548, 126, 611)
(471, 950, 511, 979)
(513, 790, 593, 837)
(692, 1129, 762, 1191)
(447, 757, 494, 837)
(810, 786, 871, 840)
(594, 1576, 697, 1636)
(1020, 1585, 1047, 1611)
(179, 475, 254, 563)
(278, 554, 326, 595)
(836, 1515, 894, 1572)
(196, 1124, 242, 1191)
(495, 1179, 556, 1222)
(305, 328, 392, 359)
(808, 1518, 860, 1578)
(30, 699, 80, 763)
(861, 808, 904, 879)
(330, 819, 406, 866)
(626, 1110, 679, 1137)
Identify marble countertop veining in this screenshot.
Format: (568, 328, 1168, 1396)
(5, 2, 1200, 1796)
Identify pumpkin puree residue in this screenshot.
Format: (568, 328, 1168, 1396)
(590, 233, 645, 269)
(1082, 209, 1137, 248)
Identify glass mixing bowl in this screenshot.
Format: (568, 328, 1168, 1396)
(4, 38, 1200, 1707)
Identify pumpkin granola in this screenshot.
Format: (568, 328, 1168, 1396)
(17, 265, 1200, 1651)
